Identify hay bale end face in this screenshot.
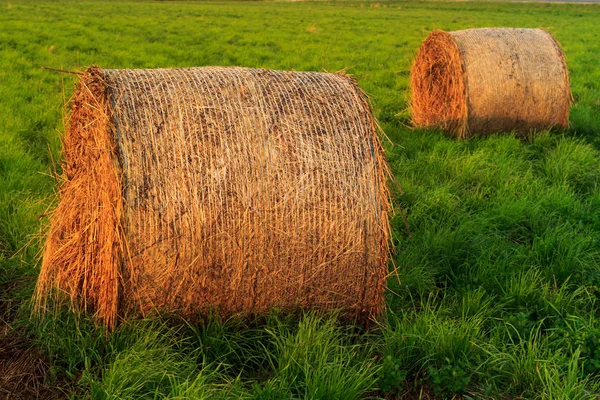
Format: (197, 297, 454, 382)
(35, 66, 392, 329)
(411, 28, 571, 138)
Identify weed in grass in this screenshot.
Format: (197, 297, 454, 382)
(553, 314, 600, 377)
(428, 361, 471, 397)
(382, 301, 485, 396)
(379, 354, 407, 395)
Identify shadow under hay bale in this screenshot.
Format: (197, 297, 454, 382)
(411, 28, 571, 138)
(34, 66, 392, 330)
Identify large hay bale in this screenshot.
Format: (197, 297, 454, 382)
(35, 66, 392, 329)
(411, 28, 571, 138)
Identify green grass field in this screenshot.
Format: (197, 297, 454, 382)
(2, 0, 600, 398)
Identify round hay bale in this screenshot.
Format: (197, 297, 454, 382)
(411, 28, 571, 138)
(35, 66, 392, 329)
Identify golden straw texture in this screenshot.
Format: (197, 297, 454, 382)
(411, 28, 571, 138)
(35, 66, 392, 329)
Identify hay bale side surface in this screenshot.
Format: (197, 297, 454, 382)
(411, 28, 571, 138)
(35, 66, 392, 328)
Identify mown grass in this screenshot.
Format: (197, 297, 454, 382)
(1, 0, 600, 398)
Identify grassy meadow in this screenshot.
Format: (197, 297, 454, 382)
(2, 0, 600, 398)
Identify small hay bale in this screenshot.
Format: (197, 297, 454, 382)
(35, 66, 392, 329)
(411, 28, 571, 138)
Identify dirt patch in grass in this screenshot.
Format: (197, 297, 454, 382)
(0, 279, 69, 399)
(0, 329, 67, 399)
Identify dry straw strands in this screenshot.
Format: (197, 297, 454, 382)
(35, 66, 392, 329)
(411, 28, 571, 138)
